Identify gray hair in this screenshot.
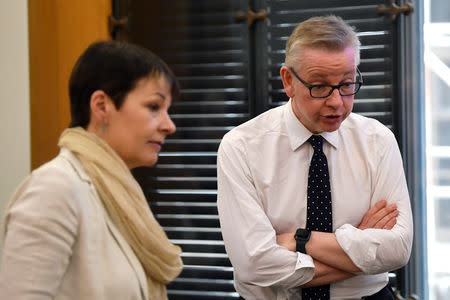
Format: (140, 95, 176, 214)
(285, 15, 361, 67)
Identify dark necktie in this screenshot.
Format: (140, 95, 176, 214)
(302, 135, 332, 300)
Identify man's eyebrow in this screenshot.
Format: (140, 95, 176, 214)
(344, 70, 355, 76)
(309, 70, 355, 80)
(308, 73, 327, 80)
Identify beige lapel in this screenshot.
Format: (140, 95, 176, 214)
(62, 149, 149, 300)
(103, 211, 149, 300)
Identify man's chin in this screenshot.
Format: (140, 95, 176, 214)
(320, 118, 344, 132)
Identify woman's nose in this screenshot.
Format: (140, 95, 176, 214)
(161, 111, 176, 135)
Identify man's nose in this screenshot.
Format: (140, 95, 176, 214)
(325, 88, 344, 107)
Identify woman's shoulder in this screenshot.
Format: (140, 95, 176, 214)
(6, 150, 91, 220)
(32, 148, 92, 187)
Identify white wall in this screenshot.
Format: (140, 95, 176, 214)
(0, 0, 30, 252)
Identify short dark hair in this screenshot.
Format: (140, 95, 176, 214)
(68, 40, 179, 128)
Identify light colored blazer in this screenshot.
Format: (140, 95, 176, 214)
(0, 148, 149, 300)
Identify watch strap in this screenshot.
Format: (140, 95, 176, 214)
(294, 228, 311, 254)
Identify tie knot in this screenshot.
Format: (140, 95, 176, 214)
(308, 135, 323, 151)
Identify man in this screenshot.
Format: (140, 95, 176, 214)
(217, 15, 413, 300)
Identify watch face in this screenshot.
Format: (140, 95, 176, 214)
(295, 229, 310, 239)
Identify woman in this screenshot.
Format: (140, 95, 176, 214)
(0, 41, 183, 300)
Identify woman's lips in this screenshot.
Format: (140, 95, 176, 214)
(148, 141, 162, 151)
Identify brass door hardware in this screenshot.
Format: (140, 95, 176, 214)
(376, 2, 414, 21)
(235, 7, 268, 27)
(108, 15, 128, 36)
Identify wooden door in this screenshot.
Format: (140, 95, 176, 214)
(28, 0, 112, 169)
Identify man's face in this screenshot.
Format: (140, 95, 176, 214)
(281, 46, 357, 133)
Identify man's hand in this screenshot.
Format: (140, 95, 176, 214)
(276, 232, 296, 251)
(358, 199, 398, 230)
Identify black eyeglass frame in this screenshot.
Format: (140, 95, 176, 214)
(288, 67, 363, 98)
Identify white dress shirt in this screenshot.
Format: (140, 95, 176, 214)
(217, 100, 413, 300)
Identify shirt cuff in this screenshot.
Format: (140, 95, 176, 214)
(296, 252, 315, 270)
(335, 224, 381, 273)
(294, 252, 315, 282)
(274, 251, 315, 290)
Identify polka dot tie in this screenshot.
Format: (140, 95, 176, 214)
(301, 135, 332, 300)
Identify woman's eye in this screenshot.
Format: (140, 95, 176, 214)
(148, 104, 160, 111)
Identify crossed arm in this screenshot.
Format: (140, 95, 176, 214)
(276, 200, 399, 287)
(218, 130, 412, 290)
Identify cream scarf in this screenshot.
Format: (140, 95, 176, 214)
(58, 127, 183, 300)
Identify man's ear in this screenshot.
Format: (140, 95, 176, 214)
(280, 66, 295, 98)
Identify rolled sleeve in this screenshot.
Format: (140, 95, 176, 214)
(217, 134, 315, 289)
(335, 224, 381, 273)
(335, 130, 413, 275)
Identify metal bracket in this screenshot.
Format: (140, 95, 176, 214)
(108, 15, 128, 37)
(235, 7, 268, 27)
(376, 2, 414, 21)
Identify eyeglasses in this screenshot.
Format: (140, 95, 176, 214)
(288, 67, 363, 98)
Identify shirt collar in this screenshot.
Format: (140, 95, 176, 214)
(284, 99, 339, 151)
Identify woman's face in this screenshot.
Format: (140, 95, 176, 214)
(103, 76, 176, 169)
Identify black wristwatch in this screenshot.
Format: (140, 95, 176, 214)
(294, 228, 311, 254)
